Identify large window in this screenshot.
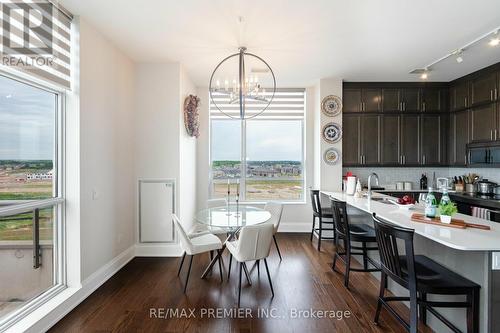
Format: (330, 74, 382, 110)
(210, 89, 305, 202)
(0, 73, 64, 329)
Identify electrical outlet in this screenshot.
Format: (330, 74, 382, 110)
(492, 252, 500, 270)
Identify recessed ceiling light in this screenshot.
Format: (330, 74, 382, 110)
(420, 72, 428, 80)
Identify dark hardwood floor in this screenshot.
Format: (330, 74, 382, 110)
(50, 234, 433, 333)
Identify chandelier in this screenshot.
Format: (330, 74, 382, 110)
(209, 47, 276, 119)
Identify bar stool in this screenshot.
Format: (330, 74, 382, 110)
(330, 198, 380, 288)
(372, 214, 480, 333)
(310, 190, 335, 251)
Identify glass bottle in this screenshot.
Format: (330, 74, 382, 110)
(425, 187, 437, 218)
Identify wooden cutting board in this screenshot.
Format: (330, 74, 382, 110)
(411, 213, 491, 230)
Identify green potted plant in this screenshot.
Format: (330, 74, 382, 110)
(439, 201, 458, 224)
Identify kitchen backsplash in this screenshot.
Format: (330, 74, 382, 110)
(343, 167, 500, 189)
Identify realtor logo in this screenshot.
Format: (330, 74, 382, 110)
(1, 0, 54, 67)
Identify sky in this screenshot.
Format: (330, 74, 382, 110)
(0, 75, 55, 160)
(211, 119, 302, 161)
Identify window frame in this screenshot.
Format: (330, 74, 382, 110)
(209, 92, 306, 204)
(0, 69, 66, 331)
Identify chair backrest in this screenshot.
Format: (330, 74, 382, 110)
(206, 198, 227, 208)
(310, 190, 322, 214)
(330, 198, 350, 240)
(172, 214, 194, 255)
(264, 202, 283, 230)
(235, 223, 274, 261)
(372, 213, 416, 288)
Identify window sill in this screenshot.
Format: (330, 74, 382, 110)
(5, 286, 80, 333)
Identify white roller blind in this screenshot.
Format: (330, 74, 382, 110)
(0, 0, 73, 89)
(210, 88, 305, 119)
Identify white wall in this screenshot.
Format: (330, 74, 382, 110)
(78, 19, 136, 280)
(179, 66, 198, 226)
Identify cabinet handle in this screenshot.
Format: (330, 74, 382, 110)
(422, 102, 426, 112)
(464, 97, 467, 107)
(491, 90, 494, 101)
(495, 88, 498, 100)
(422, 155, 426, 165)
(491, 130, 494, 141)
(495, 129, 498, 141)
(363, 102, 366, 111)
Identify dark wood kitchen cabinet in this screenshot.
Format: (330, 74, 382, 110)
(470, 71, 497, 106)
(342, 115, 361, 165)
(400, 115, 420, 165)
(381, 115, 400, 165)
(450, 110, 470, 165)
(342, 115, 380, 165)
(450, 81, 469, 111)
(421, 87, 445, 112)
(382, 89, 401, 112)
(420, 114, 442, 165)
(360, 115, 381, 164)
(400, 88, 421, 112)
(470, 103, 497, 143)
(343, 89, 362, 113)
(343, 88, 381, 112)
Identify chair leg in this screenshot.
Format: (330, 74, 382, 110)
(332, 233, 339, 272)
(344, 238, 351, 288)
(409, 286, 419, 333)
(317, 217, 322, 251)
(310, 216, 315, 241)
(228, 253, 233, 279)
(273, 235, 282, 261)
(242, 262, 252, 285)
(238, 263, 243, 307)
(256, 260, 260, 276)
(217, 251, 223, 283)
(362, 242, 368, 270)
(183, 255, 194, 293)
(467, 288, 480, 333)
(177, 252, 186, 276)
(374, 272, 387, 324)
(419, 292, 427, 325)
(264, 258, 274, 297)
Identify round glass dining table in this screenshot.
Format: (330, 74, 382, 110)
(195, 204, 271, 231)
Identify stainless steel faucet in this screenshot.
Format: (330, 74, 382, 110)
(367, 173, 379, 199)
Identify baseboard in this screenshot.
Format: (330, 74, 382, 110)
(134, 243, 182, 257)
(17, 246, 136, 333)
(278, 222, 311, 233)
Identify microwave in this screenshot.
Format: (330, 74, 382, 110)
(467, 142, 500, 166)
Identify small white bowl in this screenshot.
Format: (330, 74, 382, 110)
(389, 199, 415, 210)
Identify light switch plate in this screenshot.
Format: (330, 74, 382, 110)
(492, 252, 500, 270)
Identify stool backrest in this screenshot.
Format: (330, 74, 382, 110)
(372, 214, 416, 288)
(330, 198, 350, 241)
(235, 223, 274, 261)
(310, 190, 322, 214)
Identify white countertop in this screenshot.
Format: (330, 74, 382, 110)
(322, 191, 500, 251)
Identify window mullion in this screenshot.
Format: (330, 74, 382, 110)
(241, 119, 246, 201)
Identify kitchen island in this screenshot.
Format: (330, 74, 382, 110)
(322, 191, 500, 333)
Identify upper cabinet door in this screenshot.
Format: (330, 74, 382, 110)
(381, 115, 400, 165)
(361, 115, 381, 164)
(401, 115, 420, 165)
(382, 89, 401, 112)
(401, 88, 421, 112)
(454, 110, 469, 165)
(451, 81, 469, 111)
(421, 88, 443, 112)
(343, 89, 362, 112)
(362, 89, 382, 112)
(470, 104, 496, 143)
(420, 115, 442, 165)
(470, 72, 497, 106)
(342, 115, 361, 165)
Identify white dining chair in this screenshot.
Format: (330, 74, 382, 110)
(264, 202, 284, 261)
(187, 198, 228, 239)
(226, 223, 275, 307)
(172, 214, 223, 293)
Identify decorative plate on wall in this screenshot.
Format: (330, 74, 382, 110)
(322, 122, 342, 143)
(321, 95, 342, 117)
(323, 148, 340, 165)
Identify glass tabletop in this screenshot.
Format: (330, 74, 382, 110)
(195, 204, 271, 230)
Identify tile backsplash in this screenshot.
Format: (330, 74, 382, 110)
(343, 167, 500, 189)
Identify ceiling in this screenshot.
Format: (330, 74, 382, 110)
(60, 0, 500, 87)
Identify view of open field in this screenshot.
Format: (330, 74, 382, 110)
(0, 161, 54, 240)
